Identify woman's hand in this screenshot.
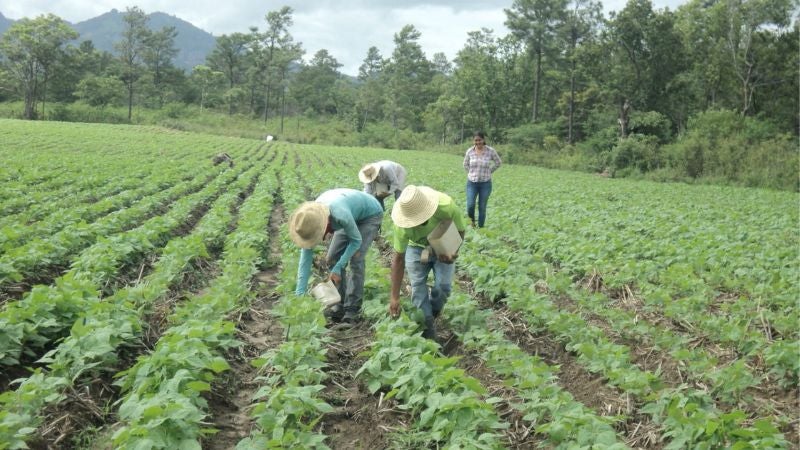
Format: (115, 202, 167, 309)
(329, 272, 342, 285)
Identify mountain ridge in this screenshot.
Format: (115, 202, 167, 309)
(0, 9, 216, 71)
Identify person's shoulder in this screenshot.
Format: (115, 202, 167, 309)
(392, 222, 408, 235)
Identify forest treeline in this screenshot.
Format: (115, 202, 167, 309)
(0, 0, 797, 190)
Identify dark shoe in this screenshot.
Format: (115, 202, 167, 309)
(422, 327, 437, 340)
(422, 316, 436, 340)
(341, 312, 360, 324)
(324, 304, 343, 323)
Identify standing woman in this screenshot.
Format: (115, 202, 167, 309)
(463, 131, 501, 228)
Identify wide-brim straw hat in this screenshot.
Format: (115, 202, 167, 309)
(289, 201, 330, 248)
(391, 185, 439, 228)
(358, 163, 379, 183)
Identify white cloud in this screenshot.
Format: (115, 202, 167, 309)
(292, 5, 508, 75)
(0, 0, 688, 75)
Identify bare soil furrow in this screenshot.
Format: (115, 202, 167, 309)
(205, 197, 285, 450)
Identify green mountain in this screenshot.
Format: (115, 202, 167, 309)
(72, 9, 216, 71)
(0, 12, 12, 35)
(0, 9, 216, 71)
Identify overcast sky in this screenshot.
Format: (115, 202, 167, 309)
(1, 0, 687, 76)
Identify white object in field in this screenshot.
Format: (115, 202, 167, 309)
(266, 135, 274, 141)
(311, 280, 341, 307)
(427, 219, 462, 258)
(374, 182, 391, 196)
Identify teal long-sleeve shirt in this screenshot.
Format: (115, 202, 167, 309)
(295, 189, 383, 295)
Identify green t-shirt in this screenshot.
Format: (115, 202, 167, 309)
(392, 192, 466, 252)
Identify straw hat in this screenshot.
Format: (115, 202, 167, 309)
(391, 185, 439, 228)
(358, 163, 380, 183)
(289, 202, 330, 248)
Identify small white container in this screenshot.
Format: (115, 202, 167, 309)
(374, 182, 390, 196)
(427, 220, 462, 258)
(311, 280, 341, 307)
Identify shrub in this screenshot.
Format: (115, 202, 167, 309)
(505, 121, 562, 148)
(629, 110, 672, 144)
(577, 126, 618, 171)
(610, 134, 661, 173)
(357, 122, 421, 150)
(740, 134, 799, 191)
(665, 110, 797, 188)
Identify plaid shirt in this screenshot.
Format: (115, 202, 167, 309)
(463, 145, 501, 182)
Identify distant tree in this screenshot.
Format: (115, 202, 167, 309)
(271, 39, 303, 129)
(355, 46, 385, 130)
(423, 81, 466, 144)
(192, 64, 224, 110)
(383, 25, 434, 131)
(603, 0, 686, 135)
(207, 32, 252, 114)
(256, 6, 297, 123)
(558, 0, 602, 143)
(115, 6, 150, 121)
(142, 25, 178, 107)
(292, 49, 342, 114)
(0, 14, 77, 119)
(452, 29, 504, 137)
(720, 0, 794, 116)
(506, 0, 568, 123)
(74, 75, 124, 107)
(431, 52, 453, 75)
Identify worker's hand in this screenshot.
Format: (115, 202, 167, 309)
(329, 272, 342, 285)
(438, 253, 457, 264)
(389, 297, 401, 318)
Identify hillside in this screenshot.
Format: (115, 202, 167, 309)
(72, 9, 216, 71)
(0, 12, 12, 35)
(0, 9, 215, 71)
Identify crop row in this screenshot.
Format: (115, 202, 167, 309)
(0, 155, 260, 367)
(237, 182, 333, 448)
(0, 153, 272, 449)
(0, 164, 218, 289)
(457, 231, 790, 449)
(111, 165, 277, 448)
(0, 168, 194, 256)
(472, 207, 796, 391)
(0, 148, 195, 220)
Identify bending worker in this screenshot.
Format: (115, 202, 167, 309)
(289, 188, 383, 323)
(359, 160, 407, 210)
(388, 185, 466, 339)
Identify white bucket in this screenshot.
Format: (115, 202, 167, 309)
(311, 280, 341, 307)
(374, 183, 390, 196)
(427, 220, 462, 258)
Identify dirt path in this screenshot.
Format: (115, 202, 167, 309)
(318, 321, 402, 449)
(204, 202, 286, 450)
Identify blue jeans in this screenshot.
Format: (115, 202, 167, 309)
(326, 213, 383, 316)
(404, 246, 455, 339)
(466, 180, 492, 227)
